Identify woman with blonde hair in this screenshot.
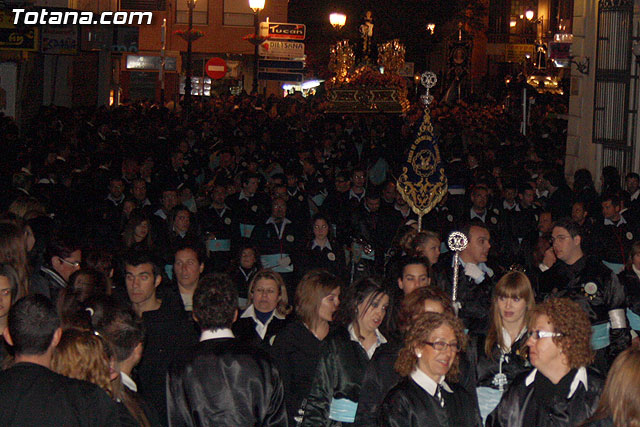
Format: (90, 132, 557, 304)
(380, 312, 481, 426)
(468, 270, 535, 421)
(232, 269, 291, 350)
(409, 230, 442, 267)
(271, 269, 341, 425)
(582, 347, 640, 427)
(487, 298, 605, 426)
(51, 328, 139, 426)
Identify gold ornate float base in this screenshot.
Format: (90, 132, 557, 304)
(325, 88, 405, 114)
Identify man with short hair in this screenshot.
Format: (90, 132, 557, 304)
(596, 193, 637, 270)
(434, 221, 495, 333)
(30, 234, 82, 303)
(173, 244, 205, 311)
(0, 295, 119, 425)
(538, 218, 630, 372)
(167, 273, 287, 426)
(123, 251, 198, 425)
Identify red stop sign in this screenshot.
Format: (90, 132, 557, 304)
(206, 57, 227, 80)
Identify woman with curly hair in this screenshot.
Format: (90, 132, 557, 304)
(379, 312, 481, 426)
(487, 298, 605, 427)
(468, 271, 535, 422)
(301, 276, 390, 426)
(232, 269, 291, 350)
(355, 286, 454, 426)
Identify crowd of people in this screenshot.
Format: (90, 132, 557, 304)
(0, 90, 638, 426)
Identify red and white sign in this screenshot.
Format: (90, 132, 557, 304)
(206, 57, 227, 80)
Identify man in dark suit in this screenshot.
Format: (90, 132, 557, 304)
(0, 295, 119, 426)
(167, 273, 287, 426)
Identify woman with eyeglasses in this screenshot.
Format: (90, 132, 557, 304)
(301, 277, 390, 426)
(298, 214, 345, 278)
(232, 269, 291, 350)
(467, 271, 535, 422)
(379, 312, 481, 426)
(487, 298, 605, 427)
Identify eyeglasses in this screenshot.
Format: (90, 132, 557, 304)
(60, 258, 81, 268)
(424, 341, 461, 352)
(527, 330, 563, 340)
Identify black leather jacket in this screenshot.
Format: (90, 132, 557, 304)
(380, 377, 482, 427)
(486, 367, 604, 427)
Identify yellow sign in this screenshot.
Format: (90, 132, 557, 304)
(505, 44, 535, 62)
(0, 11, 39, 51)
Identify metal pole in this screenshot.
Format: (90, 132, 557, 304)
(184, 1, 193, 119)
(160, 18, 166, 106)
(252, 10, 259, 94)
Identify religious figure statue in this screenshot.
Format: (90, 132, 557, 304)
(359, 11, 374, 63)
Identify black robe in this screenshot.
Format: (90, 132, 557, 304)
(300, 326, 377, 426)
(486, 368, 604, 427)
(379, 377, 482, 427)
(0, 362, 120, 426)
(166, 337, 288, 427)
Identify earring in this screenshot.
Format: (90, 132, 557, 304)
(416, 351, 422, 358)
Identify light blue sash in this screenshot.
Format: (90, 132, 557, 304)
(240, 223, 255, 239)
(627, 308, 640, 331)
(329, 398, 357, 423)
(591, 322, 610, 350)
(312, 193, 326, 207)
(602, 261, 624, 274)
(260, 254, 294, 273)
(165, 264, 173, 280)
(207, 239, 231, 252)
(476, 387, 503, 424)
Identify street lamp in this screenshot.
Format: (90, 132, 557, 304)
(329, 13, 346, 29)
(525, 9, 535, 20)
(184, 0, 197, 120)
(249, 0, 265, 94)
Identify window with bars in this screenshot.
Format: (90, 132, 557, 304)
(592, 0, 633, 146)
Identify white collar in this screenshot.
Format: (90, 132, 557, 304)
(349, 188, 366, 201)
(632, 264, 640, 280)
(241, 304, 285, 321)
(410, 368, 453, 396)
(266, 216, 291, 226)
(348, 323, 387, 359)
(120, 372, 137, 392)
(200, 327, 235, 342)
(604, 216, 626, 226)
(311, 239, 332, 250)
(631, 189, 640, 201)
(524, 367, 588, 398)
(501, 326, 527, 351)
(503, 200, 520, 211)
(239, 192, 253, 201)
(470, 208, 486, 221)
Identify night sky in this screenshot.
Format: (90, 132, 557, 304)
(288, 0, 472, 74)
